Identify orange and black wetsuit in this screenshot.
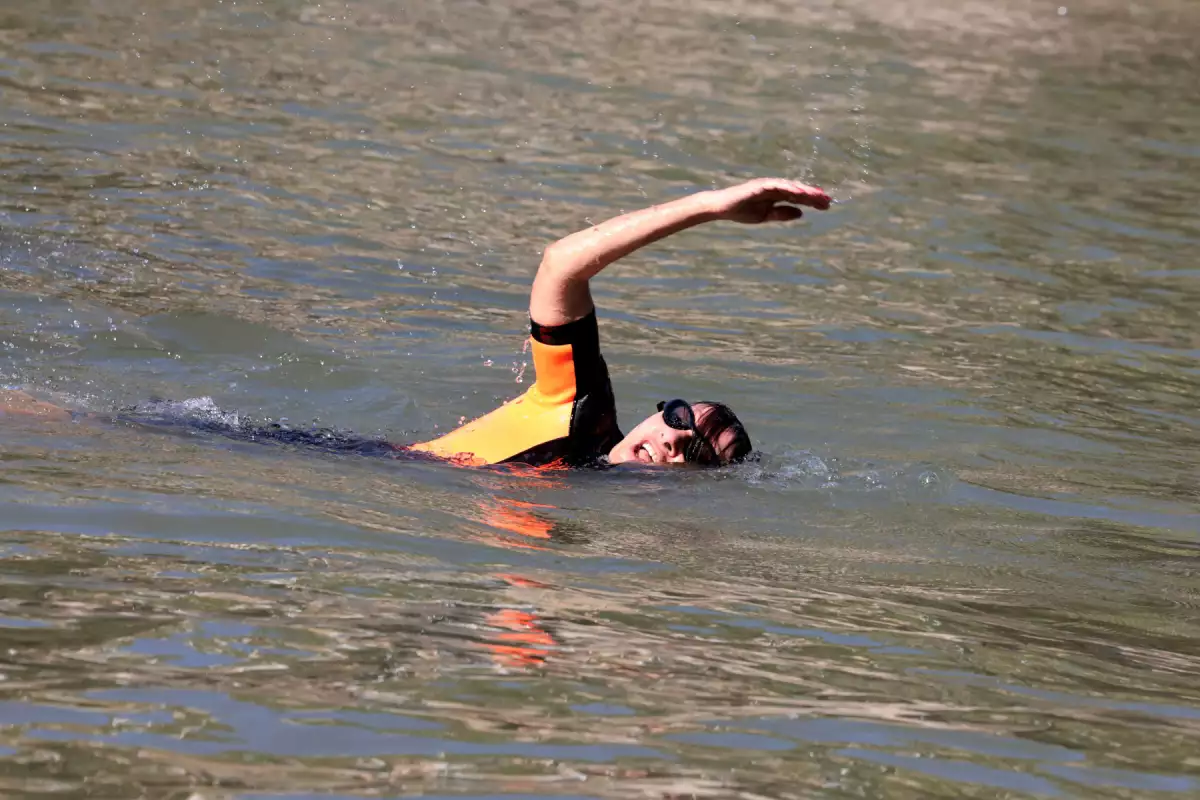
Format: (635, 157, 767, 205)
(113, 313, 621, 468)
(411, 311, 622, 467)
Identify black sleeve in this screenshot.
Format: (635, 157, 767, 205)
(530, 310, 601, 348)
(529, 310, 621, 464)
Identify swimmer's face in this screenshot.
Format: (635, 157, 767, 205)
(608, 401, 745, 467)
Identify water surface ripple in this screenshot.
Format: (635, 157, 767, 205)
(1, 0, 1198, 797)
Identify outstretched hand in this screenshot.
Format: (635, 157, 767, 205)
(704, 178, 831, 224)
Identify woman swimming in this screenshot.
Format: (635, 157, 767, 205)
(2, 178, 831, 468)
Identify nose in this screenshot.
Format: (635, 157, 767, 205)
(660, 429, 691, 463)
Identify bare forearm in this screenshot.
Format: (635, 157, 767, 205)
(528, 179, 829, 325)
(539, 192, 715, 284)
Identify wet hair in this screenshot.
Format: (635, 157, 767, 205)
(694, 401, 753, 466)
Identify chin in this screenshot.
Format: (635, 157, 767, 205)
(606, 447, 631, 465)
(606, 440, 644, 465)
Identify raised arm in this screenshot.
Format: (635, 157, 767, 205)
(530, 178, 831, 325)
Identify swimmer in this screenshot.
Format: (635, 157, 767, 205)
(412, 177, 831, 468)
(2, 178, 831, 468)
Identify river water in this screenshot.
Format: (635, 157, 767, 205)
(1, 0, 1198, 797)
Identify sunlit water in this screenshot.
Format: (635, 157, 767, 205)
(1, 0, 1198, 797)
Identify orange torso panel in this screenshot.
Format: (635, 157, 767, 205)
(410, 312, 621, 467)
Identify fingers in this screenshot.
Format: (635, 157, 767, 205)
(770, 180, 831, 210)
(745, 177, 831, 210)
(766, 204, 803, 222)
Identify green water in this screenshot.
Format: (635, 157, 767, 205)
(1, 0, 1198, 797)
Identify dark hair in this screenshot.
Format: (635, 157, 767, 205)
(694, 401, 753, 466)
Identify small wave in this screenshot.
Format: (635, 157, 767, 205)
(120, 396, 243, 431)
(741, 449, 952, 501)
(116, 396, 398, 458)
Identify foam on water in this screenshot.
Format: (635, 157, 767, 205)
(113, 396, 400, 458)
(743, 448, 951, 501)
(120, 395, 242, 429)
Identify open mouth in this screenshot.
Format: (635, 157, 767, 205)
(637, 443, 655, 463)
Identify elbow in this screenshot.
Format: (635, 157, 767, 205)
(539, 237, 598, 286)
(537, 242, 574, 280)
(540, 240, 567, 269)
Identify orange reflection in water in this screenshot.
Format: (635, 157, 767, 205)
(485, 605, 555, 668)
(477, 495, 564, 667)
(482, 497, 556, 542)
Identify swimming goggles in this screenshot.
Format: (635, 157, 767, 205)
(656, 398, 717, 466)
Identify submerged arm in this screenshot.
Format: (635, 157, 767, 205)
(529, 178, 831, 325)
